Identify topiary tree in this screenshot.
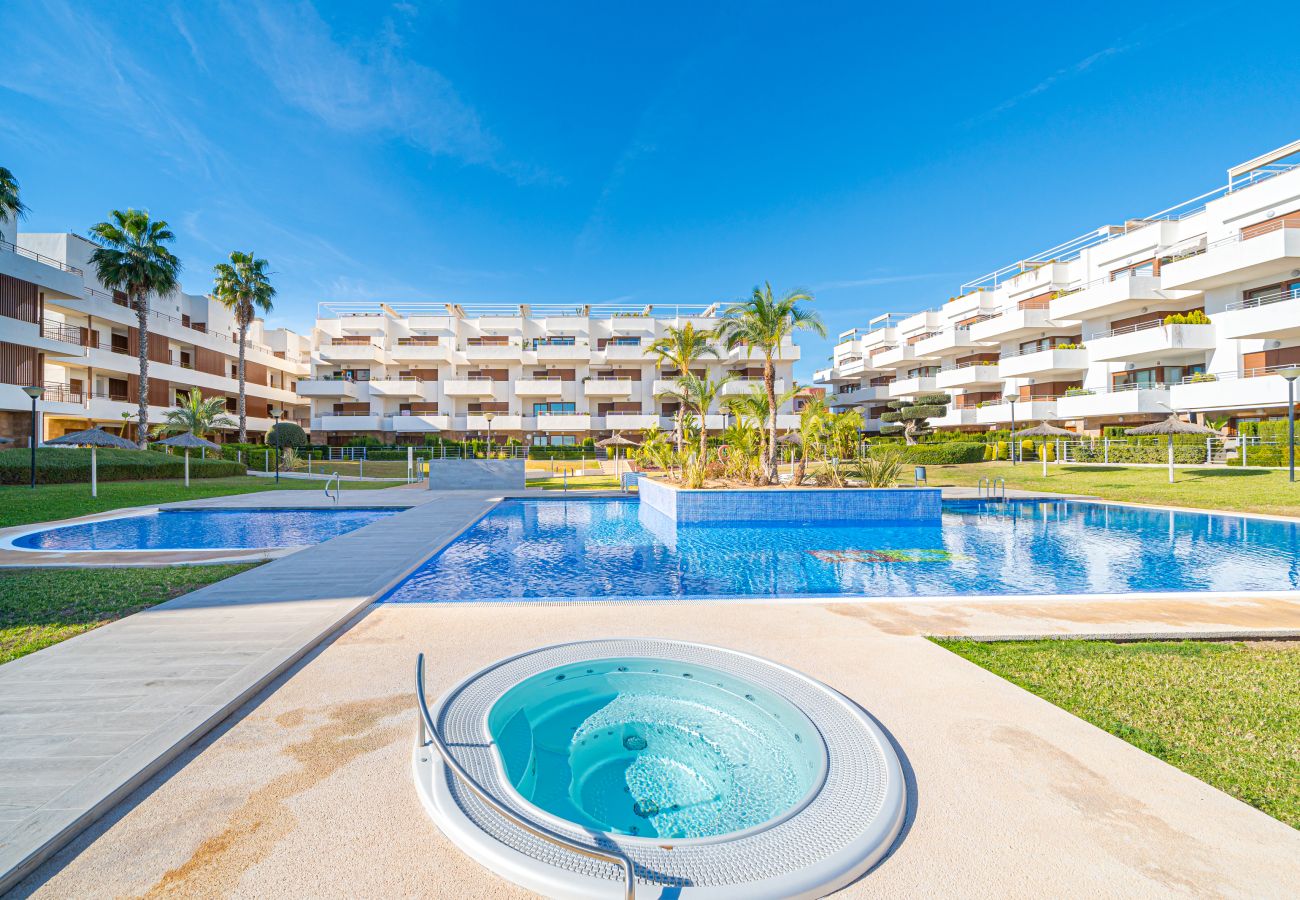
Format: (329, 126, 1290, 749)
(267, 421, 308, 450)
(879, 392, 950, 445)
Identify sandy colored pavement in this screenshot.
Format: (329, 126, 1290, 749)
(12, 597, 1300, 899)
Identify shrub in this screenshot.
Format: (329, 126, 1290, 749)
(872, 442, 985, 465)
(1163, 309, 1211, 325)
(983, 443, 994, 461)
(346, 435, 383, 448)
(267, 422, 308, 450)
(0, 448, 244, 485)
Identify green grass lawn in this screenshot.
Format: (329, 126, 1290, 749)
(530, 474, 623, 491)
(931, 462, 1300, 517)
(935, 638, 1300, 828)
(0, 564, 260, 664)
(0, 476, 404, 529)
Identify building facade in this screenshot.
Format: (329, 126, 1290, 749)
(0, 223, 311, 445)
(817, 139, 1300, 435)
(304, 302, 802, 445)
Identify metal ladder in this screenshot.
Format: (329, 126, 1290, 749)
(977, 476, 1007, 500)
(324, 471, 341, 504)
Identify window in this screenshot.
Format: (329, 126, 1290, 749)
(532, 434, 576, 446)
(533, 402, 576, 415)
(608, 336, 641, 346)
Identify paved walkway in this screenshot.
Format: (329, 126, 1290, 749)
(13, 600, 1298, 898)
(0, 488, 500, 892)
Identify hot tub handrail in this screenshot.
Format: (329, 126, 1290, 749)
(414, 653, 636, 900)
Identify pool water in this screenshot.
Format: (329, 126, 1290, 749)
(13, 507, 399, 551)
(487, 657, 824, 839)
(383, 497, 1300, 602)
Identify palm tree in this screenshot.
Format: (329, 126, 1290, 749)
(646, 322, 718, 453)
(213, 251, 276, 442)
(724, 383, 799, 476)
(716, 283, 826, 483)
(154, 390, 236, 439)
(793, 395, 830, 486)
(659, 371, 736, 462)
(0, 167, 29, 242)
(88, 210, 181, 447)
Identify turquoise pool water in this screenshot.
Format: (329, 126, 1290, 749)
(487, 657, 824, 839)
(383, 497, 1300, 602)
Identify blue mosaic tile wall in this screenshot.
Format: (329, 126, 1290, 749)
(637, 476, 941, 523)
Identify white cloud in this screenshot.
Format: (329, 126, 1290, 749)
(810, 272, 954, 292)
(972, 41, 1136, 123)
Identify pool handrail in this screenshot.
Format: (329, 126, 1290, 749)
(414, 653, 636, 900)
(325, 471, 341, 504)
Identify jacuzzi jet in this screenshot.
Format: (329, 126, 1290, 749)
(632, 799, 659, 818)
(622, 734, 647, 751)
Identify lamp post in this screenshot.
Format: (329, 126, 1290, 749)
(21, 385, 42, 488)
(268, 406, 282, 484)
(1007, 396, 1017, 465)
(484, 411, 496, 457)
(1281, 368, 1300, 482)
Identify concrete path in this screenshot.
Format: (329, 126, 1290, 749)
(12, 600, 1298, 898)
(0, 488, 501, 892)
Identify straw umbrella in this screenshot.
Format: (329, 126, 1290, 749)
(776, 430, 802, 467)
(155, 431, 222, 488)
(596, 433, 639, 479)
(1125, 414, 1218, 483)
(44, 426, 138, 498)
(1013, 421, 1076, 476)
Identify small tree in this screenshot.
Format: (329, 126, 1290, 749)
(879, 393, 950, 445)
(267, 421, 308, 451)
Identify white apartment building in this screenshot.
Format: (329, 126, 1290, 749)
(303, 302, 802, 445)
(0, 222, 311, 445)
(817, 139, 1300, 435)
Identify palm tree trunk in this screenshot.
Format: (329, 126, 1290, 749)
(763, 356, 777, 484)
(674, 407, 684, 454)
(794, 444, 806, 486)
(237, 323, 248, 443)
(135, 289, 149, 448)
(698, 406, 709, 462)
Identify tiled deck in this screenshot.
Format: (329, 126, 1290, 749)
(0, 488, 501, 892)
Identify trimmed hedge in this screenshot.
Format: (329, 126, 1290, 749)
(1069, 443, 1209, 465)
(0, 448, 245, 485)
(871, 442, 986, 465)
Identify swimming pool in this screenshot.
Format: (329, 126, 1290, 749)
(488, 656, 825, 840)
(11, 507, 401, 552)
(384, 497, 1300, 602)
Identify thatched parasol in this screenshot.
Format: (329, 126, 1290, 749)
(596, 433, 639, 477)
(1014, 421, 1077, 475)
(155, 431, 223, 487)
(45, 427, 140, 497)
(1125, 414, 1218, 483)
(775, 431, 802, 444)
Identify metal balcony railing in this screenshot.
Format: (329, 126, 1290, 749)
(0, 239, 83, 274)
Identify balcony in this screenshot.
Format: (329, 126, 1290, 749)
(534, 412, 592, 431)
(533, 342, 589, 361)
(467, 414, 523, 432)
(316, 414, 387, 431)
(390, 341, 450, 362)
(775, 413, 800, 430)
(721, 378, 784, 397)
(929, 407, 977, 428)
(975, 398, 1058, 425)
(319, 341, 383, 363)
(889, 376, 938, 397)
(584, 377, 635, 397)
(602, 342, 646, 361)
(968, 307, 1059, 342)
(1170, 368, 1293, 413)
(997, 347, 1089, 379)
(912, 327, 981, 357)
(1055, 385, 1172, 420)
(463, 342, 521, 362)
(1086, 321, 1216, 363)
(514, 378, 567, 396)
(443, 378, 498, 397)
(296, 378, 359, 399)
(1050, 274, 1193, 321)
(368, 377, 427, 398)
(872, 345, 915, 369)
(392, 414, 454, 432)
(1216, 288, 1300, 340)
(605, 413, 659, 430)
(0, 238, 84, 297)
(1161, 222, 1300, 291)
(831, 384, 882, 406)
(936, 363, 1001, 389)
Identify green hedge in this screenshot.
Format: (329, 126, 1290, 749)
(1228, 446, 1289, 467)
(0, 448, 245, 485)
(871, 442, 986, 465)
(1069, 443, 1209, 464)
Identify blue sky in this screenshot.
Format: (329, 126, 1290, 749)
(2, 1, 1298, 381)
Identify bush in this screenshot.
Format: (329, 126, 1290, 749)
(1163, 309, 1211, 325)
(871, 442, 986, 465)
(346, 435, 383, 448)
(267, 422, 308, 450)
(0, 448, 244, 485)
(1069, 443, 1209, 464)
